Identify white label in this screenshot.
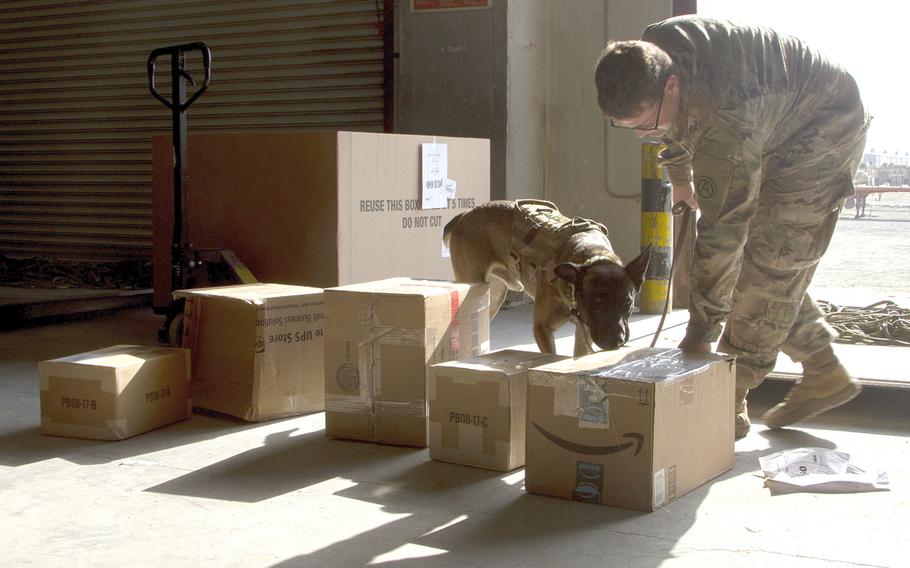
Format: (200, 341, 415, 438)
(421, 143, 448, 209)
(653, 468, 667, 508)
(577, 378, 609, 429)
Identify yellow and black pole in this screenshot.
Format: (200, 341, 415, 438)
(639, 142, 672, 314)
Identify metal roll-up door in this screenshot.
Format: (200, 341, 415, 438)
(0, 0, 388, 262)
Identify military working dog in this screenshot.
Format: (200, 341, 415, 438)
(443, 199, 651, 355)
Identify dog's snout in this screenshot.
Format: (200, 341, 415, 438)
(593, 333, 625, 351)
(592, 320, 629, 351)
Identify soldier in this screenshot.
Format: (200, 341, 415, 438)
(595, 16, 870, 439)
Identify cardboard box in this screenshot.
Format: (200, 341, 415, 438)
(428, 349, 568, 472)
(152, 131, 490, 311)
(324, 277, 491, 447)
(526, 347, 735, 511)
(38, 345, 190, 440)
(176, 283, 325, 422)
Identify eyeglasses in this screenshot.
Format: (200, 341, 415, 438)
(609, 76, 667, 131)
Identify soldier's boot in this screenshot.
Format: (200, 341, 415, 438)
(735, 387, 750, 440)
(762, 346, 862, 430)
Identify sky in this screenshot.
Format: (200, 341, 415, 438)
(698, 0, 908, 155)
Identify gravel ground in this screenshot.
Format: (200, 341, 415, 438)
(811, 193, 910, 304)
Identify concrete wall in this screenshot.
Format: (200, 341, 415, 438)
(542, 0, 672, 262)
(505, 3, 549, 202)
(394, 2, 508, 198)
(394, 0, 672, 262)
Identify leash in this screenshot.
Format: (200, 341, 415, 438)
(649, 201, 693, 348)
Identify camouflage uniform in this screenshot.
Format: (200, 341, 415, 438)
(644, 16, 870, 388)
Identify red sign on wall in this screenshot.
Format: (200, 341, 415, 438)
(411, 0, 492, 12)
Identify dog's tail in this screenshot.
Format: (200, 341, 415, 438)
(442, 212, 466, 247)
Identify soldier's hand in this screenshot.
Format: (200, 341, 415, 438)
(673, 181, 698, 211)
(678, 335, 712, 353)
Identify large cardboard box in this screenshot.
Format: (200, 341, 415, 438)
(176, 283, 325, 422)
(428, 349, 568, 472)
(324, 277, 491, 447)
(38, 345, 191, 440)
(526, 347, 735, 511)
(152, 131, 490, 311)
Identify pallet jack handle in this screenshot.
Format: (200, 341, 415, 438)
(147, 42, 211, 111)
(147, 42, 211, 294)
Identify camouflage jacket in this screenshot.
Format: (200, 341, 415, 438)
(643, 16, 868, 341)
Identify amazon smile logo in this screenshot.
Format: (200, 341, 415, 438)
(532, 422, 644, 456)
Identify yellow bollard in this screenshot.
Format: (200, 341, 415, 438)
(639, 143, 672, 314)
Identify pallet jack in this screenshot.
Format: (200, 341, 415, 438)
(147, 42, 257, 345)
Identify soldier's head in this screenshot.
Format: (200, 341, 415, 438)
(595, 40, 680, 138)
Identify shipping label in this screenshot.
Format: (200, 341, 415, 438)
(578, 377, 609, 429)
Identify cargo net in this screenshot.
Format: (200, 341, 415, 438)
(819, 300, 910, 347)
(0, 254, 152, 290)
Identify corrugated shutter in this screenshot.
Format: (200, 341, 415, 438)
(0, 0, 387, 261)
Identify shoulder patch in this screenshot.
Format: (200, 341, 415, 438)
(696, 177, 716, 200)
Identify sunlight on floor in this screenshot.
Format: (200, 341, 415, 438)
(421, 514, 469, 537)
(366, 515, 469, 564)
(500, 469, 525, 486)
(369, 542, 449, 564)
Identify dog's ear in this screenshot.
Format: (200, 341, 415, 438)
(625, 244, 652, 291)
(553, 262, 583, 286)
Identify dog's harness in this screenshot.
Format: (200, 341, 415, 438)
(510, 199, 611, 315)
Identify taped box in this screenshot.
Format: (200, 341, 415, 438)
(38, 345, 191, 440)
(176, 283, 325, 422)
(525, 347, 735, 511)
(428, 349, 568, 472)
(152, 131, 490, 312)
(324, 277, 491, 447)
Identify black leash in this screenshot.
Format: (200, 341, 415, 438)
(649, 201, 693, 348)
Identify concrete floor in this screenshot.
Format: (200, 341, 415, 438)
(1, 303, 908, 567)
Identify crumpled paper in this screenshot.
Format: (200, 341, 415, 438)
(758, 447, 890, 495)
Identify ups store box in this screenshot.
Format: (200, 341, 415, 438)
(175, 283, 325, 422)
(324, 278, 491, 447)
(152, 131, 490, 311)
(526, 348, 735, 512)
(38, 345, 190, 440)
(428, 349, 568, 472)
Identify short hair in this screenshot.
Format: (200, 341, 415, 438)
(594, 40, 673, 118)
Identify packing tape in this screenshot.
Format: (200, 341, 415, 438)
(375, 399, 427, 418)
(373, 327, 425, 346)
(432, 376, 509, 456)
(107, 418, 128, 439)
(325, 394, 372, 415)
(676, 376, 696, 406)
(41, 417, 115, 440)
(325, 395, 426, 418)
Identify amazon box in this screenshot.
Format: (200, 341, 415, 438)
(324, 278, 491, 447)
(152, 131, 490, 312)
(39, 345, 191, 440)
(526, 348, 735, 511)
(428, 349, 568, 472)
(176, 283, 325, 422)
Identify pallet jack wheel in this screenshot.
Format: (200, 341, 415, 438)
(163, 312, 184, 346)
(158, 298, 186, 346)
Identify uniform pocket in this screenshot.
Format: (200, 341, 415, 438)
(762, 173, 852, 225)
(748, 210, 838, 272)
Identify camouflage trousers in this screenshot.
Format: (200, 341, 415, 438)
(718, 118, 869, 390)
